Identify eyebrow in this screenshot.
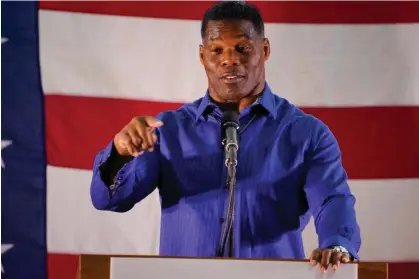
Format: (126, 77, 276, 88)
(208, 34, 251, 41)
(234, 34, 250, 39)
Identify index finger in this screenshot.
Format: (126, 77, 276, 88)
(143, 116, 164, 128)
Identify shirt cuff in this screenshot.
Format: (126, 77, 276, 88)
(96, 141, 134, 195)
(96, 141, 115, 169)
(320, 235, 360, 261)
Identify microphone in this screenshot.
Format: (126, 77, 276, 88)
(221, 110, 239, 168)
(216, 110, 239, 258)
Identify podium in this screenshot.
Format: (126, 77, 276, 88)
(77, 254, 388, 279)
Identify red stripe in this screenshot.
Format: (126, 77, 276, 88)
(46, 253, 418, 279)
(39, 1, 419, 24)
(45, 95, 182, 171)
(48, 253, 79, 279)
(389, 262, 419, 279)
(45, 94, 419, 179)
(302, 106, 419, 179)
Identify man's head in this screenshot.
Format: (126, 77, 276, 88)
(199, 1, 270, 103)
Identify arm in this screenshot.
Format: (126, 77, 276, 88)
(303, 118, 361, 260)
(90, 140, 160, 213)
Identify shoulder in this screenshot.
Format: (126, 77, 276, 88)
(273, 95, 343, 164)
(273, 94, 337, 147)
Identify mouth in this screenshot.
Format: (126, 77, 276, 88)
(220, 73, 246, 84)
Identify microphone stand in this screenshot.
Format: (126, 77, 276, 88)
(216, 127, 238, 258)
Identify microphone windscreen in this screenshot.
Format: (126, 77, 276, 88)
(219, 102, 239, 114)
(221, 110, 239, 127)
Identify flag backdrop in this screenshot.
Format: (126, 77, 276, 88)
(2, 1, 419, 279)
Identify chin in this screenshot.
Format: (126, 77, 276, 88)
(210, 81, 251, 102)
(218, 93, 242, 102)
(221, 89, 250, 101)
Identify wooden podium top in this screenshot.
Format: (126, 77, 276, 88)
(77, 254, 388, 279)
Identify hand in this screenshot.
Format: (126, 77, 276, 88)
(309, 248, 351, 272)
(114, 116, 163, 157)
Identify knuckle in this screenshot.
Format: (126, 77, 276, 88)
(120, 137, 129, 143)
(121, 132, 131, 140)
(131, 116, 145, 128)
(115, 134, 126, 144)
(128, 125, 138, 133)
(131, 116, 142, 122)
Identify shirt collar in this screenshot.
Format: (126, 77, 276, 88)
(256, 82, 277, 118)
(195, 82, 277, 121)
(195, 90, 214, 121)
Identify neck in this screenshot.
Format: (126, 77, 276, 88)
(237, 95, 259, 112)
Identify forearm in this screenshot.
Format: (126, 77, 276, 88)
(303, 116, 361, 260)
(90, 141, 160, 212)
(313, 193, 361, 260)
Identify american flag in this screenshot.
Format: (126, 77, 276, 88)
(2, 1, 419, 279)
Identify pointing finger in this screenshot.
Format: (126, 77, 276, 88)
(143, 117, 163, 128)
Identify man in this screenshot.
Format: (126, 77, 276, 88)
(90, 1, 361, 272)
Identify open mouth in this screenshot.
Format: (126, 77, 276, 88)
(221, 74, 246, 84)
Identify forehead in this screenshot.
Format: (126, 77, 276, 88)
(204, 20, 258, 41)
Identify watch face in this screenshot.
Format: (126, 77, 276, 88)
(333, 246, 344, 252)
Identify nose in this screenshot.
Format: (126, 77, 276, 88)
(221, 49, 240, 67)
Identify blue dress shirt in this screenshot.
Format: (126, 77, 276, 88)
(90, 82, 361, 260)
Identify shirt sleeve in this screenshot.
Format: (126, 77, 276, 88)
(89, 139, 160, 213)
(303, 118, 361, 260)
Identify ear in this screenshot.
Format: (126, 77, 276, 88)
(199, 44, 204, 66)
(262, 38, 271, 62)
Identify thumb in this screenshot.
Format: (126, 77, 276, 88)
(144, 117, 164, 128)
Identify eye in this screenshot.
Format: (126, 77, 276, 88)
(211, 47, 223, 54)
(236, 45, 251, 53)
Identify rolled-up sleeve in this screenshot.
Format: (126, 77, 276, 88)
(303, 118, 361, 260)
(90, 140, 160, 213)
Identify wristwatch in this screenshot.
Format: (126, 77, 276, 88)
(332, 246, 349, 254)
(332, 246, 355, 261)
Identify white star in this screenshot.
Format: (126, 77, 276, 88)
(2, 37, 8, 44)
(1, 140, 12, 168)
(1, 244, 14, 273)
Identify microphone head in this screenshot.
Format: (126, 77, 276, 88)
(221, 110, 239, 129)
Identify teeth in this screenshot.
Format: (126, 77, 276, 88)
(226, 76, 238, 79)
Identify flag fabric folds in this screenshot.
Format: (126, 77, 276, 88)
(2, 2, 47, 278)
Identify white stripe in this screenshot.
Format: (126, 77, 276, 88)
(47, 166, 419, 260)
(303, 178, 419, 261)
(39, 11, 419, 107)
(47, 166, 160, 254)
